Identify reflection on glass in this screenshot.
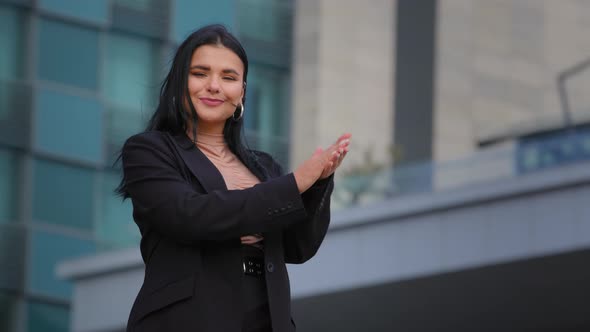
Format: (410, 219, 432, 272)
(32, 159, 95, 230)
(38, 18, 99, 89)
(27, 300, 69, 332)
(28, 230, 95, 299)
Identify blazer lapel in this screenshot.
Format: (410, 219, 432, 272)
(167, 132, 228, 193)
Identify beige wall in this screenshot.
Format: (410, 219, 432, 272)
(290, 0, 396, 170)
(435, 0, 590, 163)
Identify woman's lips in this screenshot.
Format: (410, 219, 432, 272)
(199, 97, 224, 106)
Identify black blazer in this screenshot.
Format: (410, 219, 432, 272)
(121, 131, 334, 332)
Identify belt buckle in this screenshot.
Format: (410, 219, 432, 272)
(243, 256, 264, 277)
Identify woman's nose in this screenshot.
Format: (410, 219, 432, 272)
(207, 76, 221, 93)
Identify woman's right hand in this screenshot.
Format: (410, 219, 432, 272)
(293, 134, 351, 193)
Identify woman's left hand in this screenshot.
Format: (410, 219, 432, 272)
(320, 133, 351, 179)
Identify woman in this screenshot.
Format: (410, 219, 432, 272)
(116, 24, 350, 332)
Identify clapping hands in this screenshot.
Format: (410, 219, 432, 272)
(293, 133, 352, 193)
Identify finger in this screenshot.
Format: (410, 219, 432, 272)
(312, 147, 324, 157)
(335, 133, 352, 144)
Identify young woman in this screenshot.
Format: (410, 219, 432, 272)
(117, 24, 350, 332)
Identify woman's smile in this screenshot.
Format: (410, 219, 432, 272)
(199, 97, 225, 106)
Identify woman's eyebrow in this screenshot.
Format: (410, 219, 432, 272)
(190, 65, 240, 76)
(190, 65, 210, 71)
(222, 68, 240, 75)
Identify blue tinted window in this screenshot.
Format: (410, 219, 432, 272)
(103, 33, 159, 109)
(237, 0, 284, 42)
(27, 301, 69, 332)
(96, 172, 138, 250)
(0, 149, 21, 223)
(0, 6, 26, 80)
(28, 230, 95, 298)
(38, 19, 99, 89)
(172, 0, 235, 43)
(115, 0, 155, 11)
(39, 0, 108, 25)
(103, 33, 159, 162)
(32, 159, 95, 230)
(244, 64, 290, 163)
(35, 88, 103, 164)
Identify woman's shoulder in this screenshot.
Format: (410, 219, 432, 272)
(122, 131, 177, 156)
(125, 130, 168, 144)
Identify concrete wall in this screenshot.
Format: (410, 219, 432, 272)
(435, 0, 590, 162)
(290, 0, 396, 169)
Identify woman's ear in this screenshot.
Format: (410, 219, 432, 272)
(240, 84, 246, 102)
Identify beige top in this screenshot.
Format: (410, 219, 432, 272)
(195, 132, 264, 247)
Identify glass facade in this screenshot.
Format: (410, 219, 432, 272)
(37, 19, 100, 90)
(26, 301, 69, 332)
(0, 0, 294, 330)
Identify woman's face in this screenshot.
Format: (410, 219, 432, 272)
(187, 44, 245, 133)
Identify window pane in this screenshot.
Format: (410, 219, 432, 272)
(96, 171, 138, 250)
(103, 33, 160, 109)
(0, 292, 19, 332)
(237, 0, 285, 42)
(32, 159, 95, 230)
(0, 5, 27, 80)
(0, 149, 21, 222)
(244, 64, 290, 164)
(236, 0, 292, 67)
(27, 301, 69, 332)
(172, 0, 235, 43)
(39, 0, 108, 25)
(103, 33, 159, 163)
(38, 19, 99, 89)
(114, 0, 156, 11)
(35, 87, 103, 164)
(111, 0, 169, 39)
(28, 230, 95, 298)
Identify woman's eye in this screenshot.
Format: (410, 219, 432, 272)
(223, 76, 237, 81)
(191, 72, 206, 77)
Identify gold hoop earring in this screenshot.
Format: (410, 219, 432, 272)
(233, 103, 244, 121)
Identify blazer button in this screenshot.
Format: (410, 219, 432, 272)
(286, 202, 293, 209)
(266, 262, 275, 273)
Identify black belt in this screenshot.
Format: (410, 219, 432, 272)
(243, 256, 264, 277)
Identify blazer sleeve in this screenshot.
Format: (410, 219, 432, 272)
(280, 168, 335, 264)
(121, 133, 308, 245)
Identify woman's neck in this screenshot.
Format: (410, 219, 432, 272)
(196, 131, 225, 146)
(197, 122, 225, 135)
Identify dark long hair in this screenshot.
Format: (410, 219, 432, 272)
(115, 24, 269, 198)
